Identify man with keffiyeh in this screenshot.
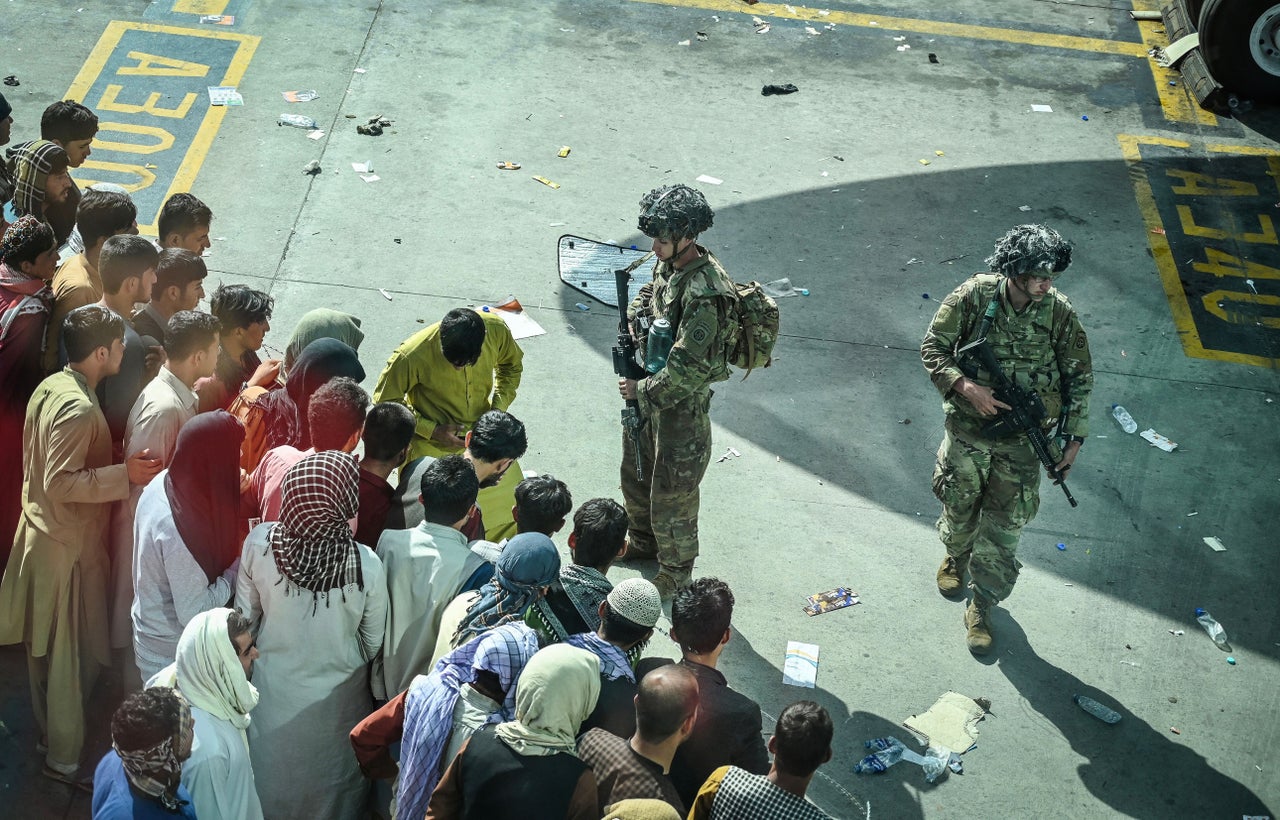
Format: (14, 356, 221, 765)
(91, 687, 198, 818)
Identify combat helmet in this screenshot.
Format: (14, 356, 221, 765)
(637, 184, 714, 240)
(985, 224, 1073, 278)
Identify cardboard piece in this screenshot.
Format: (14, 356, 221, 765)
(903, 692, 985, 753)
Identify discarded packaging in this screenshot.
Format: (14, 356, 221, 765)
(897, 44, 911, 51)
(307, 130, 326, 141)
(678, 39, 691, 46)
(556, 145, 571, 157)
(1202, 536, 1227, 553)
(805, 26, 819, 36)
(278, 113, 317, 129)
(918, 159, 931, 166)
(574, 302, 590, 311)
(1073, 694, 1121, 724)
(357, 115, 392, 136)
(378, 288, 393, 301)
(697, 31, 709, 40)
(359, 174, 380, 183)
(532, 176, 560, 189)
(302, 160, 321, 175)
(761, 278, 806, 298)
(762, 84, 799, 96)
(1170, 726, 1182, 734)
(1168, 629, 1185, 636)
(1031, 104, 1054, 113)
(496, 161, 522, 170)
(904, 692, 985, 754)
(929, 52, 939, 63)
(716, 447, 741, 463)
(209, 87, 243, 106)
(854, 737, 960, 782)
(782, 641, 819, 688)
(1018, 204, 1032, 211)
(695, 174, 723, 185)
(282, 90, 319, 103)
(1111, 404, 1138, 433)
(1139, 428, 1177, 452)
(199, 14, 233, 25)
(803, 587, 859, 616)
(352, 161, 374, 174)
(2, 75, 18, 87)
(1194, 609, 1230, 649)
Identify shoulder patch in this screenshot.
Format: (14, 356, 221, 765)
(690, 324, 710, 344)
(1074, 330, 1087, 350)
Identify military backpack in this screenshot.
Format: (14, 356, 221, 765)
(726, 281, 779, 376)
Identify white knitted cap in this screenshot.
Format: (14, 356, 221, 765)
(608, 578, 662, 628)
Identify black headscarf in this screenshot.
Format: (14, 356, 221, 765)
(285, 338, 365, 449)
(164, 410, 245, 584)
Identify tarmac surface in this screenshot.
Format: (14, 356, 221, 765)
(2, 0, 1279, 817)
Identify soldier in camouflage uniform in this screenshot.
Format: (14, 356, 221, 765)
(618, 185, 736, 601)
(921, 224, 1092, 654)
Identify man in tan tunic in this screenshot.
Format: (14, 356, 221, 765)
(0, 304, 160, 785)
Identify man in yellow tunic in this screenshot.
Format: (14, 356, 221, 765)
(374, 307, 524, 541)
(0, 305, 160, 785)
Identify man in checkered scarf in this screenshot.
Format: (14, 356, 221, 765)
(4, 140, 79, 244)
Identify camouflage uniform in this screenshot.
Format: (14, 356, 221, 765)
(621, 248, 735, 584)
(921, 273, 1092, 607)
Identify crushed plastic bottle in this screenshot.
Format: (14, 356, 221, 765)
(1073, 694, 1121, 724)
(853, 737, 905, 774)
(1194, 608, 1230, 650)
(278, 113, 318, 129)
(1111, 404, 1137, 434)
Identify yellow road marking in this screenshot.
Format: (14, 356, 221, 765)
(1128, 0, 1217, 126)
(1119, 134, 1280, 368)
(173, 0, 229, 14)
(625, 0, 1150, 57)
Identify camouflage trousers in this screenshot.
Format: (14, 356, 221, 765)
(620, 391, 713, 580)
(932, 418, 1042, 607)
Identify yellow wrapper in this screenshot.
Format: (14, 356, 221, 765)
(557, 146, 571, 157)
(533, 176, 561, 189)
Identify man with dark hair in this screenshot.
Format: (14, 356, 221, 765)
(375, 454, 486, 697)
(40, 100, 98, 168)
(43, 189, 138, 373)
(689, 701, 835, 819)
(528, 498, 630, 647)
(94, 234, 159, 444)
(0, 304, 161, 786)
(374, 306, 524, 539)
(571, 578, 662, 739)
(923, 224, 1092, 654)
(198, 283, 279, 412)
(92, 687, 197, 818)
(7, 139, 79, 247)
(356, 401, 417, 548)
(246, 376, 368, 522)
(389, 409, 527, 542)
(579, 664, 698, 816)
(113, 310, 220, 650)
(131, 249, 207, 347)
(157, 192, 213, 254)
(637, 577, 768, 807)
(513, 474, 573, 537)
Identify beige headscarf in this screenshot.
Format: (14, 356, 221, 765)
(494, 644, 600, 757)
(150, 608, 259, 736)
(603, 799, 683, 820)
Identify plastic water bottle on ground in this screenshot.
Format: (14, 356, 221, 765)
(1111, 404, 1137, 433)
(1195, 608, 1230, 650)
(853, 737, 905, 773)
(1073, 694, 1122, 724)
(278, 113, 318, 129)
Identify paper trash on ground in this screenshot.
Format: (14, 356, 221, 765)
(1031, 104, 1054, 112)
(783, 641, 819, 688)
(486, 298, 546, 340)
(695, 174, 723, 185)
(1203, 536, 1227, 553)
(207, 86, 243, 106)
(1139, 428, 1178, 452)
(903, 692, 985, 754)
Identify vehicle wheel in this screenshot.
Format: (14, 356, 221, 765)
(1199, 0, 1280, 102)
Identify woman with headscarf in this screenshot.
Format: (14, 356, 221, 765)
(284, 307, 365, 370)
(235, 450, 387, 820)
(350, 621, 542, 820)
(426, 643, 602, 820)
(0, 216, 56, 567)
(148, 607, 263, 820)
(234, 337, 365, 471)
(428, 532, 561, 666)
(132, 411, 245, 681)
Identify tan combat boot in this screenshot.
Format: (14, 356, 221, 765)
(936, 553, 969, 598)
(964, 600, 993, 655)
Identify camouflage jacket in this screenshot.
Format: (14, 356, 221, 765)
(921, 273, 1092, 437)
(628, 247, 735, 414)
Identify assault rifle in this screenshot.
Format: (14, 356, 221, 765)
(611, 253, 654, 482)
(957, 302, 1078, 508)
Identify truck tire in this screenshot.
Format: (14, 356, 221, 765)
(1199, 0, 1280, 102)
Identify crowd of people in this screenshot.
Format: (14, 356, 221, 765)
(2, 94, 839, 820)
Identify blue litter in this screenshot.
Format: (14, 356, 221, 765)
(1057, 543, 1066, 551)
(575, 302, 590, 311)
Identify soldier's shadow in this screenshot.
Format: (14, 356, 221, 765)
(993, 613, 1272, 819)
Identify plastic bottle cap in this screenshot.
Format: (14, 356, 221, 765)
(1194, 608, 1206, 617)
(1226, 656, 1236, 664)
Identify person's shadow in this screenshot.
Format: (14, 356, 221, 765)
(993, 613, 1273, 818)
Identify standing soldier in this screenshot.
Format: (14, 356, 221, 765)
(618, 185, 736, 601)
(921, 224, 1092, 654)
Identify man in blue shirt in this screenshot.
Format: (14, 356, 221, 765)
(92, 687, 198, 818)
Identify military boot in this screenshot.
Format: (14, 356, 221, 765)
(964, 600, 993, 655)
(653, 567, 692, 602)
(936, 553, 969, 598)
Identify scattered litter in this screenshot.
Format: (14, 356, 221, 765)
(1031, 104, 1054, 113)
(559, 27, 575, 32)
(824, 23, 836, 30)
(919, 159, 931, 166)
(307, 130, 326, 141)
(818, 8, 830, 14)
(352, 161, 374, 174)
(716, 447, 742, 463)
(1063, 582, 1073, 586)
(199, 14, 234, 25)
(574, 302, 590, 311)
(1139, 428, 1178, 452)
(869, 20, 879, 25)
(893, 36, 907, 42)
(359, 174, 380, 183)
(1150, 227, 1166, 235)
(1018, 205, 1032, 211)
(2, 76, 18, 87)
(803, 587, 859, 616)
(921, 293, 930, 299)
(783, 641, 819, 688)
(1169, 629, 1185, 636)
(805, 26, 819, 36)
(1203, 536, 1227, 553)
(301, 159, 321, 175)
(208, 86, 243, 106)
(1120, 660, 1140, 667)
(896, 44, 912, 52)
(1074, 695, 1121, 724)
(696, 174, 723, 185)
(753, 17, 771, 34)
(394, 238, 401, 244)
(761, 84, 799, 96)
(1227, 656, 1237, 665)
(357, 115, 392, 136)
(557, 146, 571, 158)
(854, 737, 961, 782)
(378, 288, 393, 301)
(278, 113, 318, 129)
(1245, 278, 1258, 294)
(697, 31, 709, 40)
(282, 90, 319, 103)
(496, 161, 522, 170)
(929, 52, 939, 63)
(903, 692, 985, 754)
(935, 150, 945, 156)
(1056, 543, 1066, 551)
(485, 297, 546, 339)
(533, 176, 560, 189)
(678, 39, 691, 46)
(354, 68, 367, 74)
(761, 278, 808, 298)
(549, 221, 567, 227)
(938, 254, 968, 264)
(785, 4, 797, 12)
(1170, 726, 1181, 735)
